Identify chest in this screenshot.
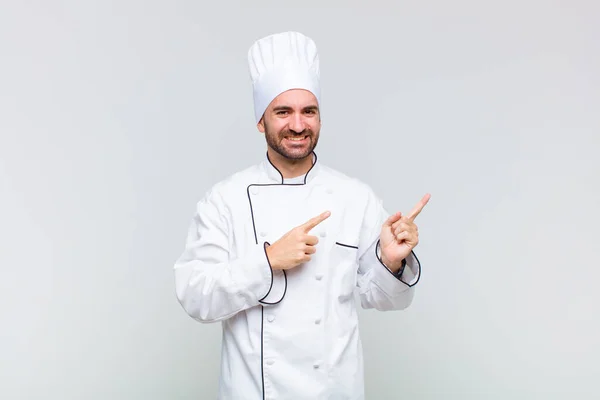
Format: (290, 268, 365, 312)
(240, 183, 362, 249)
(223, 181, 369, 323)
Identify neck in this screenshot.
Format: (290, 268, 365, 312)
(267, 148, 314, 179)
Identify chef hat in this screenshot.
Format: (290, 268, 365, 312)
(248, 31, 321, 123)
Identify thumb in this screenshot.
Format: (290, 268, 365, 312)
(383, 212, 402, 227)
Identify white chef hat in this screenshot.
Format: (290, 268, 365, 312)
(248, 31, 321, 123)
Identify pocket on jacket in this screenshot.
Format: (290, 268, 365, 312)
(331, 241, 359, 299)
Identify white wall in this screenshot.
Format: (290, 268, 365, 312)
(1, 1, 598, 399)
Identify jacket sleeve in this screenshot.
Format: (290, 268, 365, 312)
(355, 186, 421, 311)
(173, 190, 279, 323)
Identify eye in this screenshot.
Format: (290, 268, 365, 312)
(276, 110, 288, 115)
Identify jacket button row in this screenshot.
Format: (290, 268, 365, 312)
(314, 318, 321, 325)
(315, 274, 323, 281)
(267, 314, 275, 322)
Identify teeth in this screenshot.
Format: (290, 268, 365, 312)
(287, 136, 307, 141)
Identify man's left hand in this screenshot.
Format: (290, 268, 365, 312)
(380, 194, 431, 272)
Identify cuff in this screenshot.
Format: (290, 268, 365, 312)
(232, 242, 282, 304)
(400, 251, 421, 286)
(258, 242, 287, 305)
(374, 240, 421, 291)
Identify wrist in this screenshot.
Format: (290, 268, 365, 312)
(381, 254, 405, 273)
(265, 245, 282, 270)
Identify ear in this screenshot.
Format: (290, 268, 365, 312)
(257, 116, 265, 133)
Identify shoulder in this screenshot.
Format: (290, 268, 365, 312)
(198, 162, 261, 208)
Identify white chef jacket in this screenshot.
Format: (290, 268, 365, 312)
(174, 152, 421, 400)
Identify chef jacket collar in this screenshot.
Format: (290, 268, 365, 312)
(263, 151, 320, 185)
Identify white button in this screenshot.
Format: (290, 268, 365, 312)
(313, 362, 320, 369)
(315, 318, 321, 325)
(319, 231, 327, 238)
(315, 274, 323, 281)
(267, 359, 275, 366)
(251, 186, 259, 195)
(260, 231, 267, 237)
(267, 314, 275, 322)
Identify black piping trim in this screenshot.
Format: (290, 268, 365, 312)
(248, 182, 310, 244)
(266, 150, 318, 185)
(247, 185, 259, 245)
(248, 151, 318, 400)
(258, 241, 287, 305)
(335, 241, 359, 249)
(246, 152, 318, 246)
(260, 306, 265, 400)
(266, 151, 284, 184)
(375, 239, 421, 287)
(258, 242, 273, 301)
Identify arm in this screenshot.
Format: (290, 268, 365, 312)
(355, 187, 421, 311)
(173, 191, 283, 323)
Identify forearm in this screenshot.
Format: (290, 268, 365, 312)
(174, 243, 285, 323)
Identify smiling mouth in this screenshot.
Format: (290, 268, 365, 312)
(285, 135, 309, 141)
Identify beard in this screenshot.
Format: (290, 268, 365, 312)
(264, 121, 319, 160)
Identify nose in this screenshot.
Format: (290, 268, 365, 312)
(288, 112, 306, 134)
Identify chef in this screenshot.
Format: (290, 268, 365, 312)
(174, 31, 430, 400)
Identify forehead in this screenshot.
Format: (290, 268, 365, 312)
(269, 89, 318, 108)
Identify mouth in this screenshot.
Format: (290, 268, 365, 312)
(283, 135, 309, 144)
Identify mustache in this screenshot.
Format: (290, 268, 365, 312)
(281, 128, 313, 137)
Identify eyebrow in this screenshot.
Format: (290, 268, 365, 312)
(272, 105, 319, 112)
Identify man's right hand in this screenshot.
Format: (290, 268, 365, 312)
(265, 211, 331, 271)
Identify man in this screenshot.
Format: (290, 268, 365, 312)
(174, 31, 430, 400)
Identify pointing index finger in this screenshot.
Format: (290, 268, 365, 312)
(406, 193, 431, 221)
(300, 211, 331, 232)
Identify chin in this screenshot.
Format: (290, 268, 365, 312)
(283, 152, 310, 160)
(282, 148, 313, 160)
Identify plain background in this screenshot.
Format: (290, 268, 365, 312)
(1, 0, 599, 399)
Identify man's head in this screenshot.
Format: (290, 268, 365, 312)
(248, 32, 321, 161)
(257, 88, 321, 160)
